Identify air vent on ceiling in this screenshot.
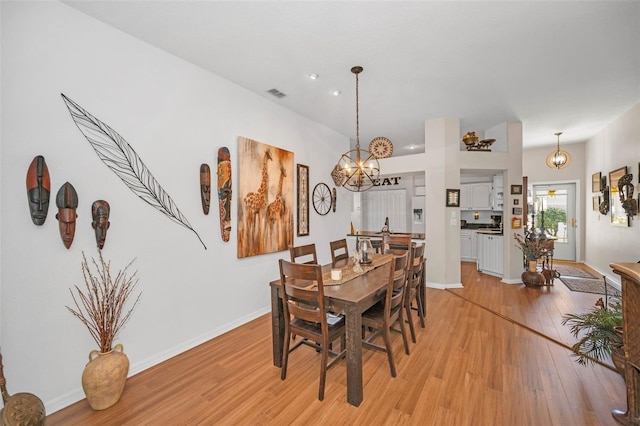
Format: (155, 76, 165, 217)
(267, 88, 286, 98)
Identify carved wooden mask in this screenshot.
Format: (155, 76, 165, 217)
(26, 155, 51, 225)
(55, 182, 78, 249)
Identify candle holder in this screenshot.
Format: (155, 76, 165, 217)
(358, 237, 373, 264)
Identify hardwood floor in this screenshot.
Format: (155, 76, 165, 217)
(47, 262, 625, 425)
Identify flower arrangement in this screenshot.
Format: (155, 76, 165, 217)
(513, 233, 547, 261)
(66, 252, 142, 353)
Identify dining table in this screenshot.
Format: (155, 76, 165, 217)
(269, 254, 394, 407)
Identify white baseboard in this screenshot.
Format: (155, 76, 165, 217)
(426, 281, 463, 289)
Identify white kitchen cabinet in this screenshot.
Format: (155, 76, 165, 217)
(460, 230, 477, 261)
(477, 233, 503, 277)
(492, 174, 504, 211)
(460, 183, 492, 210)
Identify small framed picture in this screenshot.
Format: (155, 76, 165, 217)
(511, 185, 522, 195)
(513, 199, 519, 206)
(446, 189, 460, 207)
(592, 195, 600, 211)
(512, 207, 523, 215)
(592, 172, 602, 192)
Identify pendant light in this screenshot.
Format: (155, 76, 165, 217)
(546, 132, 571, 170)
(332, 66, 380, 192)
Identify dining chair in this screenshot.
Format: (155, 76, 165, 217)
(329, 239, 349, 266)
(278, 259, 346, 401)
(382, 233, 412, 253)
(361, 251, 410, 377)
(405, 243, 426, 343)
(289, 243, 318, 264)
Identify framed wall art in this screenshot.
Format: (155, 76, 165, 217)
(592, 172, 602, 192)
(237, 137, 294, 258)
(296, 164, 309, 236)
(609, 166, 628, 227)
(446, 189, 460, 207)
(511, 185, 522, 195)
(592, 195, 601, 211)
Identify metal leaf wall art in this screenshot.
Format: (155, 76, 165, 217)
(61, 94, 206, 249)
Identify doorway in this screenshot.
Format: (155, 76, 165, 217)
(529, 183, 576, 261)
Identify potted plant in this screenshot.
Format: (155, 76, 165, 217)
(66, 251, 142, 410)
(561, 296, 624, 374)
(514, 233, 547, 285)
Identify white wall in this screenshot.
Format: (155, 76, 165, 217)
(1, 2, 350, 413)
(584, 103, 640, 279)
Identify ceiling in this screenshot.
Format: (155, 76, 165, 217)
(63, 1, 639, 155)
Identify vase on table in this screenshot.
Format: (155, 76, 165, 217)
(81, 343, 129, 410)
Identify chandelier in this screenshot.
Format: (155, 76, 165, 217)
(546, 132, 571, 170)
(332, 66, 380, 192)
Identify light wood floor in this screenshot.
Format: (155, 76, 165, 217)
(47, 262, 625, 425)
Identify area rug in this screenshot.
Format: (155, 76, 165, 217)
(554, 264, 598, 279)
(559, 277, 621, 296)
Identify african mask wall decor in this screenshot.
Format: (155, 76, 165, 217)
(91, 200, 111, 249)
(26, 155, 51, 225)
(200, 164, 211, 215)
(619, 173, 638, 218)
(55, 182, 78, 249)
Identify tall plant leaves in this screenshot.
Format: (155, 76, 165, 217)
(61, 93, 206, 249)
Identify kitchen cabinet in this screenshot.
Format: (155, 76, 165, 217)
(492, 174, 504, 211)
(477, 233, 503, 277)
(460, 230, 477, 261)
(460, 183, 492, 210)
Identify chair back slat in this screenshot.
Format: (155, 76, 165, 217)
(330, 239, 350, 266)
(289, 244, 318, 264)
(382, 233, 412, 253)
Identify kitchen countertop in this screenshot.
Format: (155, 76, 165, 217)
(347, 231, 426, 240)
(475, 229, 503, 235)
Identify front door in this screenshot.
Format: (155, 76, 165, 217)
(530, 183, 576, 261)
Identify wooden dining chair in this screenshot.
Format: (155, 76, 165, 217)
(329, 239, 349, 266)
(361, 251, 410, 377)
(278, 259, 346, 401)
(289, 243, 318, 264)
(404, 243, 426, 343)
(382, 233, 412, 253)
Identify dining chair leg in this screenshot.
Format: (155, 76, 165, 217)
(319, 338, 328, 400)
(417, 299, 426, 328)
(281, 329, 291, 380)
(382, 325, 397, 378)
(399, 311, 410, 356)
(405, 303, 417, 343)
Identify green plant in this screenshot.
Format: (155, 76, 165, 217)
(66, 251, 142, 353)
(561, 297, 623, 366)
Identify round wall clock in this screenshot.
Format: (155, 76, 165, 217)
(312, 183, 331, 215)
(369, 137, 393, 159)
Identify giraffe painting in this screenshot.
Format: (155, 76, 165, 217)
(244, 148, 272, 214)
(267, 165, 286, 222)
(237, 137, 293, 258)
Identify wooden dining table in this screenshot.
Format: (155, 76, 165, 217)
(269, 255, 393, 407)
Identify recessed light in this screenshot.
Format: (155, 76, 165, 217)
(332, 90, 341, 96)
(308, 73, 319, 80)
